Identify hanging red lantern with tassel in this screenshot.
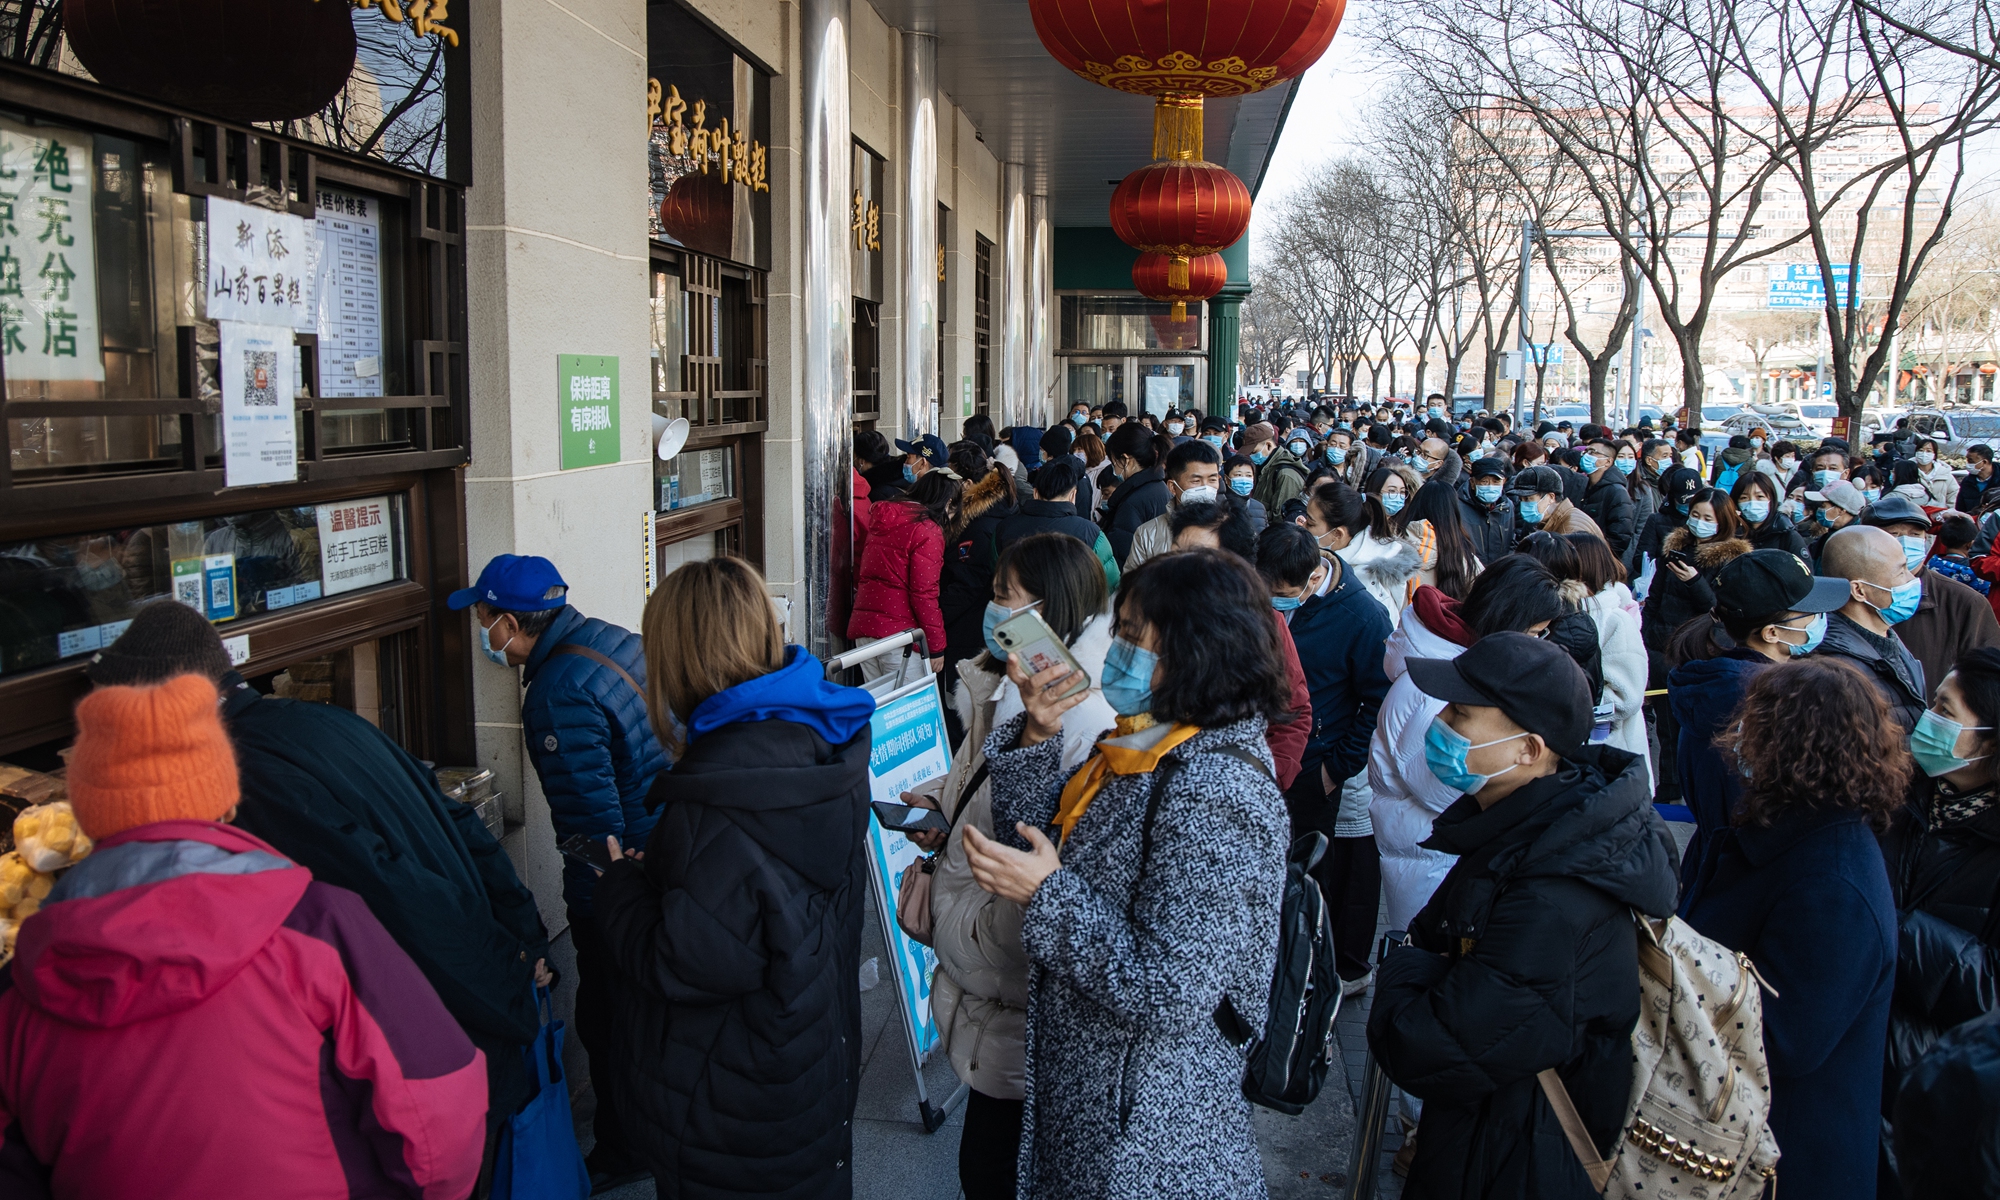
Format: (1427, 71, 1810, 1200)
(1132, 251, 1227, 323)
(1027, 0, 1345, 100)
(65, 0, 359, 123)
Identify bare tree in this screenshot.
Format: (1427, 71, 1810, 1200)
(1240, 269, 1309, 389)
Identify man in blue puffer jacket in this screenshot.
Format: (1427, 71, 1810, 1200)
(450, 553, 668, 1190)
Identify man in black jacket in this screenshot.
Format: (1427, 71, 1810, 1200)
(1458, 456, 1516, 565)
(1369, 633, 1679, 1200)
(1818, 524, 1928, 732)
(1958, 443, 1996, 516)
(89, 601, 553, 1186)
(996, 455, 1122, 588)
(1578, 435, 1636, 556)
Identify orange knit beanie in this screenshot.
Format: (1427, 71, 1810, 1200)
(67, 674, 240, 840)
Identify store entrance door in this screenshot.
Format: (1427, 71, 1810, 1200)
(1066, 358, 1125, 413)
(1133, 358, 1204, 420)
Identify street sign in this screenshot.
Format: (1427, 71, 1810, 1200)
(1528, 343, 1565, 366)
(1767, 263, 1856, 311)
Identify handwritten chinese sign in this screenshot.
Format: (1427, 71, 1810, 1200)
(559, 354, 620, 470)
(0, 118, 101, 383)
(208, 196, 311, 329)
(647, 80, 769, 194)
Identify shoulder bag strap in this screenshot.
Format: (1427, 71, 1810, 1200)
(552, 643, 644, 701)
(1537, 1068, 1614, 1194)
(941, 759, 989, 837)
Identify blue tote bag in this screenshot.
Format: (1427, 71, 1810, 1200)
(491, 986, 592, 1200)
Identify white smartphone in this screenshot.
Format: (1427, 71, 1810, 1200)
(991, 609, 1092, 700)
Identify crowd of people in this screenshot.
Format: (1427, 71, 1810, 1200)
(8, 393, 2000, 1200)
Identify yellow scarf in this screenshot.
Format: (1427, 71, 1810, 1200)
(1052, 716, 1201, 846)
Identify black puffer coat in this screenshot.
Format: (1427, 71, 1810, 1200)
(1368, 746, 1680, 1200)
(597, 717, 870, 1200)
(1892, 1006, 2000, 1199)
(1878, 785, 2000, 1117)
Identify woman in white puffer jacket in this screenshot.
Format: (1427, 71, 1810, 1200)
(1367, 558, 1571, 931)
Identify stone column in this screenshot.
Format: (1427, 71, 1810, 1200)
(799, 0, 853, 660)
(900, 32, 938, 438)
(1207, 293, 1244, 418)
(999, 163, 1026, 429)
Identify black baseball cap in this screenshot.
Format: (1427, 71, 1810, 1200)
(1506, 465, 1565, 498)
(1713, 549, 1849, 627)
(1407, 632, 1592, 756)
(1469, 456, 1509, 480)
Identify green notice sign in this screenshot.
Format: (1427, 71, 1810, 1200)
(558, 354, 620, 469)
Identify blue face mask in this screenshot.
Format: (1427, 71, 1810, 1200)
(1288, 441, 1310, 459)
(1251, 450, 1269, 465)
(1688, 517, 1718, 539)
(1202, 435, 1226, 449)
(1911, 708, 1994, 777)
(1423, 715, 1525, 795)
(1327, 445, 1348, 464)
(1519, 498, 1543, 524)
(1412, 458, 1432, 474)
(1773, 612, 1826, 658)
(981, 599, 1041, 660)
(1863, 488, 1882, 503)
(1380, 492, 1407, 516)
(1071, 411, 1088, 425)
(1100, 638, 1157, 717)
(903, 463, 918, 483)
(1272, 592, 1305, 613)
(478, 618, 514, 667)
(1614, 456, 1637, 475)
(1428, 407, 1444, 419)
(1814, 469, 1838, 489)
(1739, 499, 1770, 524)
(1229, 476, 1255, 496)
(1866, 576, 1923, 625)
(1817, 507, 1841, 529)
(1578, 453, 1600, 475)
(1475, 483, 1503, 504)
(1901, 536, 1929, 573)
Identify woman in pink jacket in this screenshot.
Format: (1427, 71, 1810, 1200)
(847, 470, 963, 682)
(0, 674, 486, 1200)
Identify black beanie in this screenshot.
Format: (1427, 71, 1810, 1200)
(88, 600, 232, 686)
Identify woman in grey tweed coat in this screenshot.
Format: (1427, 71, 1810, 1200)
(963, 550, 1294, 1199)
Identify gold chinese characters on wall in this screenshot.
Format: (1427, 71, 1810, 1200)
(647, 80, 769, 194)
(352, 0, 458, 46)
(852, 190, 880, 252)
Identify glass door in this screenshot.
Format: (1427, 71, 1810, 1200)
(1134, 359, 1203, 419)
(1067, 358, 1125, 412)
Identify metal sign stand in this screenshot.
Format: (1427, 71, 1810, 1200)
(826, 631, 971, 1134)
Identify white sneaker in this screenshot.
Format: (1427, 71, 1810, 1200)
(1339, 970, 1374, 998)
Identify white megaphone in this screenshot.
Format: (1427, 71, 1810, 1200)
(652, 414, 690, 461)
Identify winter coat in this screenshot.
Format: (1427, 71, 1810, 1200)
(596, 646, 875, 1200)
(1251, 445, 1311, 516)
(1528, 497, 1603, 541)
(1710, 445, 1757, 490)
(996, 498, 1121, 591)
(1892, 1005, 2000, 1200)
(0, 821, 487, 1200)
(1897, 568, 2000, 706)
(1101, 465, 1172, 566)
(1458, 490, 1516, 566)
(1641, 531, 1751, 663)
(1666, 648, 1771, 900)
(1368, 611, 1471, 932)
(939, 466, 1017, 683)
(1579, 585, 1651, 789)
(1579, 474, 1636, 556)
(1338, 530, 1423, 629)
(1285, 558, 1393, 839)
(1819, 612, 1927, 733)
(848, 499, 948, 652)
(1683, 807, 1897, 1200)
(521, 605, 669, 915)
(1369, 747, 1681, 1200)
(1743, 511, 1809, 560)
(1957, 470, 1996, 519)
(1269, 613, 1314, 792)
(1918, 459, 1958, 507)
(928, 616, 1119, 1101)
(861, 458, 908, 503)
(1878, 784, 2000, 1123)
(985, 714, 1289, 1199)
(221, 676, 547, 1125)
(852, 468, 872, 565)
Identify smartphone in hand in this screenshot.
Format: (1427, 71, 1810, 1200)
(991, 609, 1091, 699)
(557, 832, 615, 874)
(871, 801, 951, 833)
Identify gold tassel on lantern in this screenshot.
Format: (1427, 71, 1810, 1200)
(1152, 94, 1204, 162)
(1168, 255, 1190, 289)
(1171, 301, 1188, 323)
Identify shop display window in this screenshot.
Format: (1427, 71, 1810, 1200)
(658, 443, 734, 512)
(0, 494, 407, 676)
(1060, 295, 1205, 353)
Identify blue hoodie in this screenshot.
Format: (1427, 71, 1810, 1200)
(1010, 426, 1044, 471)
(688, 645, 876, 747)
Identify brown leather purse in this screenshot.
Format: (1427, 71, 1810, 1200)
(894, 761, 987, 945)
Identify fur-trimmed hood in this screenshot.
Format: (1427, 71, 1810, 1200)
(1662, 527, 1754, 569)
(960, 463, 1016, 523)
(1339, 530, 1424, 593)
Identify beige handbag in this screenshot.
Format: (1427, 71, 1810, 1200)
(894, 761, 986, 945)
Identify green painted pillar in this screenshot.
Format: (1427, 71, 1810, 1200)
(1207, 293, 1243, 418)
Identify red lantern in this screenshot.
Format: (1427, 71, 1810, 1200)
(1111, 158, 1252, 257)
(1028, 0, 1345, 99)
(1982, 363, 1998, 375)
(659, 171, 734, 260)
(1133, 251, 1226, 322)
(65, 0, 357, 123)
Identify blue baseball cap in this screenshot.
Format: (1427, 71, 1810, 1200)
(895, 434, 949, 468)
(448, 554, 570, 612)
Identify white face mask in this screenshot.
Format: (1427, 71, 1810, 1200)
(1178, 484, 1218, 506)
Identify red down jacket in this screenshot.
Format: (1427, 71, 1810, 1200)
(847, 498, 947, 653)
(0, 821, 486, 1200)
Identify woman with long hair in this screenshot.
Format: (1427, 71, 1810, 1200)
(1333, 466, 1425, 625)
(602, 557, 878, 1200)
(848, 469, 964, 684)
(1683, 656, 1905, 1200)
(1731, 468, 1809, 559)
(1408, 479, 1482, 600)
(1642, 485, 1751, 660)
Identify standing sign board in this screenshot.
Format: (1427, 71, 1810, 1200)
(559, 355, 621, 469)
(862, 675, 950, 1063)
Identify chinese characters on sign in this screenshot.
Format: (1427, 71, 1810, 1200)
(646, 80, 769, 193)
(219, 322, 299, 487)
(0, 118, 102, 383)
(309, 189, 383, 399)
(558, 354, 621, 470)
(315, 496, 396, 596)
(853, 190, 881, 252)
(352, 0, 458, 45)
(207, 196, 312, 329)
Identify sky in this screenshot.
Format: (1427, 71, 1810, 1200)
(1249, 6, 1393, 243)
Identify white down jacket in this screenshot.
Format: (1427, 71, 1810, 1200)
(1579, 582, 1653, 790)
(1366, 609, 1465, 932)
(1338, 530, 1423, 629)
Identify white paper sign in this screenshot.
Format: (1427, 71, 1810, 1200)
(207, 196, 312, 328)
(219, 321, 298, 487)
(315, 495, 396, 596)
(0, 117, 101, 383)
(1144, 373, 1179, 414)
(309, 188, 383, 399)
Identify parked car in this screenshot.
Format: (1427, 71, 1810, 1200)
(1901, 407, 2000, 457)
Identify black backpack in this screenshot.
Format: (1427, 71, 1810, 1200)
(1142, 746, 1340, 1115)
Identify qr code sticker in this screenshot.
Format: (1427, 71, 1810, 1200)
(174, 574, 204, 609)
(241, 350, 279, 406)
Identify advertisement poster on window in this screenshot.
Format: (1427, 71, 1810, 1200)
(316, 496, 396, 596)
(219, 322, 299, 487)
(310, 188, 384, 399)
(207, 196, 313, 330)
(0, 117, 101, 383)
(862, 675, 950, 1062)
(559, 354, 621, 469)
